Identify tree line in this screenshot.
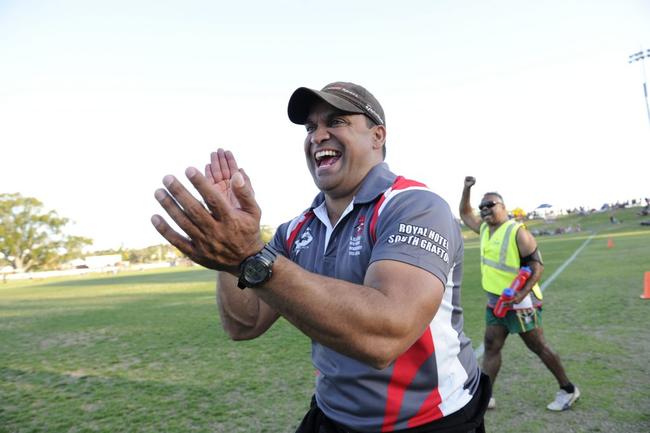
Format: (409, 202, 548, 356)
(0, 193, 92, 272)
(1, 193, 276, 273)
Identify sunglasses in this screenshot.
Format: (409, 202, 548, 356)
(479, 201, 501, 211)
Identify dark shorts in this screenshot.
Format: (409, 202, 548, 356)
(485, 306, 542, 334)
(295, 373, 492, 433)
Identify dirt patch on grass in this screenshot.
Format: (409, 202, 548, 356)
(39, 328, 118, 349)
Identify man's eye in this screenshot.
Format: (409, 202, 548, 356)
(305, 125, 315, 133)
(330, 118, 345, 126)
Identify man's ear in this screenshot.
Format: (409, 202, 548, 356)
(372, 125, 387, 149)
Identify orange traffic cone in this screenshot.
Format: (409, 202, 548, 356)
(641, 272, 650, 300)
(607, 238, 614, 248)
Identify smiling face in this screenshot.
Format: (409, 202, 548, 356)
(479, 193, 508, 226)
(303, 101, 385, 201)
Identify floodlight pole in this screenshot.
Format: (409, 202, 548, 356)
(628, 48, 650, 127)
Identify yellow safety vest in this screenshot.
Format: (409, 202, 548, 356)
(479, 220, 543, 299)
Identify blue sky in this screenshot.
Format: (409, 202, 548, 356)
(1, 0, 649, 250)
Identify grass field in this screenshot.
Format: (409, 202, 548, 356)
(2, 207, 650, 432)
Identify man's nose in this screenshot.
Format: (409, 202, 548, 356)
(310, 124, 330, 145)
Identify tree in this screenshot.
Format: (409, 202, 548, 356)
(260, 225, 275, 244)
(0, 193, 93, 271)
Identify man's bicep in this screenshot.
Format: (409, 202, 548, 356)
(370, 190, 459, 286)
(516, 227, 538, 257)
(365, 260, 444, 327)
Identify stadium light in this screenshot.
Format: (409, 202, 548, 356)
(628, 48, 650, 127)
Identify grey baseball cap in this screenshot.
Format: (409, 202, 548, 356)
(287, 81, 385, 126)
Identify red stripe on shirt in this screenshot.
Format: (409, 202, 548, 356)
(407, 384, 443, 427)
(369, 193, 387, 244)
(381, 327, 435, 432)
(286, 210, 314, 252)
(392, 176, 427, 191)
(369, 176, 428, 244)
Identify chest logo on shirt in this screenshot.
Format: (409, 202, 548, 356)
(294, 228, 313, 255)
(387, 223, 450, 263)
(348, 215, 366, 256)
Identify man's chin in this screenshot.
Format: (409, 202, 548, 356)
(313, 173, 338, 191)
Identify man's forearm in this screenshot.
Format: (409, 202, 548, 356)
(516, 262, 543, 300)
(459, 187, 481, 233)
(250, 256, 440, 369)
(216, 271, 278, 339)
(459, 187, 473, 218)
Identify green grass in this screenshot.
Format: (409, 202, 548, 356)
(0, 268, 314, 433)
(1, 209, 650, 432)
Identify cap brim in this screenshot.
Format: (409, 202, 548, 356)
(287, 87, 365, 124)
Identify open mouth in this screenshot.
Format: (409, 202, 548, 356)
(314, 149, 342, 168)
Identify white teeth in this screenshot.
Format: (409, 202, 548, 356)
(315, 150, 340, 161)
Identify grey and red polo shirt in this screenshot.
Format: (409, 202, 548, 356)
(270, 163, 479, 432)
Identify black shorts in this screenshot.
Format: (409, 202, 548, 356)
(295, 372, 491, 433)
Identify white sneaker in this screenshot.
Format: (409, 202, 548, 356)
(547, 387, 580, 411)
(487, 397, 496, 409)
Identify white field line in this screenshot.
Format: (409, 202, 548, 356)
(473, 233, 596, 360)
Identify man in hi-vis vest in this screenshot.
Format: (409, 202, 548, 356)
(459, 176, 580, 412)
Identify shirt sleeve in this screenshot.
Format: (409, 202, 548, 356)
(369, 189, 460, 285)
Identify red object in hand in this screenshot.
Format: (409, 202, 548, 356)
(493, 288, 516, 318)
(493, 267, 533, 318)
(510, 266, 532, 292)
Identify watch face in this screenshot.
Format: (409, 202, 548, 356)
(243, 259, 270, 285)
(239, 245, 277, 289)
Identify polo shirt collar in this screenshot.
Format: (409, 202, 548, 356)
(353, 162, 396, 204)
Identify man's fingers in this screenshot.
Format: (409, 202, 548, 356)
(239, 168, 255, 196)
(150, 214, 195, 256)
(205, 163, 215, 184)
(154, 188, 205, 241)
(185, 167, 232, 218)
(231, 171, 260, 215)
(210, 151, 225, 183)
(216, 148, 231, 180)
(224, 149, 239, 173)
(162, 173, 216, 228)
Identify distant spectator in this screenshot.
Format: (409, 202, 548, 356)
(460, 177, 580, 412)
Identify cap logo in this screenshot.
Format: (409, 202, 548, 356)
(324, 86, 361, 100)
(364, 104, 383, 125)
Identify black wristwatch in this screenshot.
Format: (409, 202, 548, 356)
(237, 244, 278, 289)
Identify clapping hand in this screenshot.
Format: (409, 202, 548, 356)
(151, 149, 264, 274)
